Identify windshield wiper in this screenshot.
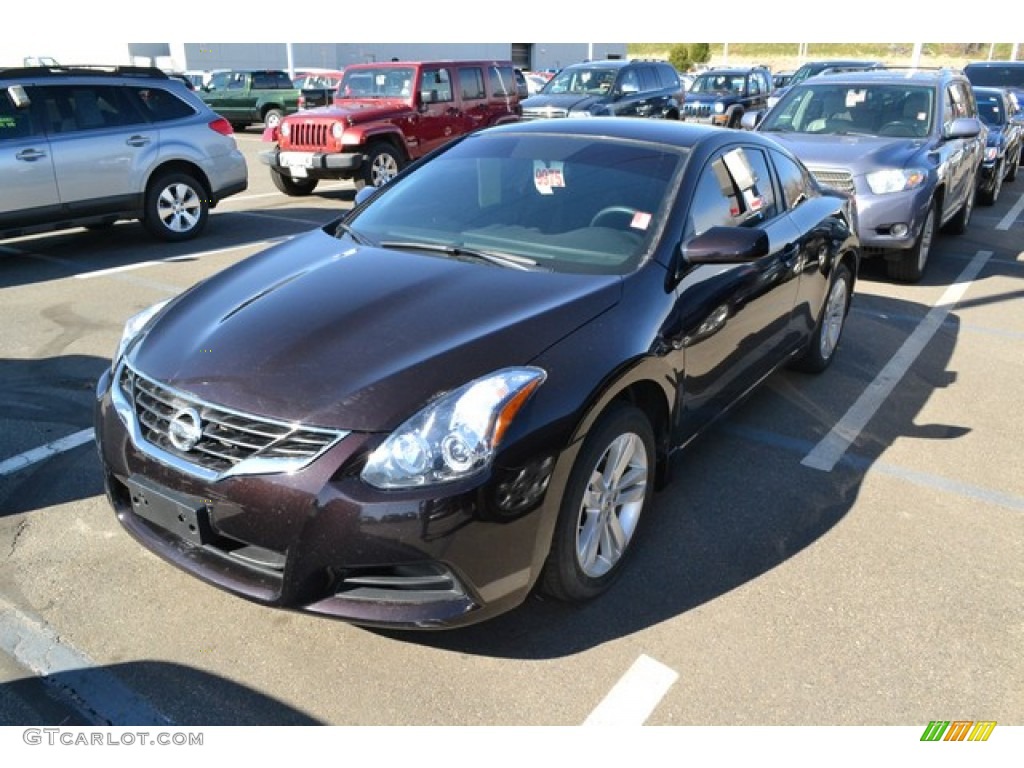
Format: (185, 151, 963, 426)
(335, 221, 378, 247)
(379, 241, 538, 270)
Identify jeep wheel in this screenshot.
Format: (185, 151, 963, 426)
(356, 144, 403, 190)
(887, 199, 935, 283)
(262, 108, 284, 130)
(270, 168, 319, 197)
(143, 172, 208, 242)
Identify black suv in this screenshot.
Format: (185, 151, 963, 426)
(681, 66, 773, 128)
(520, 59, 684, 120)
(766, 59, 882, 109)
(963, 61, 1024, 113)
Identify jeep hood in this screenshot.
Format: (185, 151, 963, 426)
(298, 99, 410, 121)
(129, 228, 620, 432)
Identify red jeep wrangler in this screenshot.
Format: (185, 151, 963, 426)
(259, 60, 522, 194)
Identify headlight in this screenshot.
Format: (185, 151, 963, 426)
(112, 299, 170, 372)
(361, 367, 547, 489)
(865, 168, 928, 195)
(714, 102, 725, 114)
(984, 147, 999, 162)
(568, 109, 593, 117)
(281, 122, 290, 138)
(332, 123, 344, 139)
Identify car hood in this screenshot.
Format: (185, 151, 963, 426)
(686, 90, 737, 103)
(299, 99, 409, 120)
(762, 131, 929, 172)
(522, 93, 604, 112)
(130, 228, 621, 432)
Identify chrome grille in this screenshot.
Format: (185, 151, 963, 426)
(119, 365, 344, 477)
(287, 121, 331, 148)
(522, 106, 568, 120)
(808, 167, 856, 196)
(683, 103, 713, 118)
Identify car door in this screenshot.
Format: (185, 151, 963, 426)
(455, 65, 489, 133)
(35, 84, 156, 216)
(672, 145, 803, 437)
(0, 85, 60, 230)
(940, 81, 983, 220)
(415, 66, 461, 155)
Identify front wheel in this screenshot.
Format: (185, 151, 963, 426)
(143, 172, 209, 242)
(355, 143, 404, 190)
(942, 182, 974, 235)
(270, 168, 319, 196)
(887, 200, 935, 283)
(790, 262, 852, 373)
(540, 404, 655, 603)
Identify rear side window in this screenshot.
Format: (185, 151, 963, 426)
(488, 65, 516, 98)
(657, 65, 680, 90)
(252, 71, 292, 89)
(35, 85, 145, 133)
(128, 86, 197, 122)
(637, 66, 659, 92)
(458, 67, 486, 100)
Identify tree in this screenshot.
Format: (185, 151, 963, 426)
(689, 43, 711, 65)
(668, 44, 691, 72)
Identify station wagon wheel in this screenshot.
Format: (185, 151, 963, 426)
(887, 199, 935, 283)
(791, 262, 852, 373)
(143, 172, 209, 242)
(269, 168, 320, 197)
(357, 143, 404, 190)
(540, 403, 655, 603)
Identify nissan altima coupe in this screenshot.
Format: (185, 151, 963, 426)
(95, 119, 860, 629)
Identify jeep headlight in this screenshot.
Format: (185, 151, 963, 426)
(361, 368, 546, 489)
(714, 102, 725, 114)
(281, 121, 291, 138)
(332, 123, 344, 139)
(866, 168, 928, 195)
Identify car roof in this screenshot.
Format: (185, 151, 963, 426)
(797, 68, 958, 87)
(965, 60, 1024, 68)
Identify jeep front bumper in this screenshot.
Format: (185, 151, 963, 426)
(259, 148, 363, 179)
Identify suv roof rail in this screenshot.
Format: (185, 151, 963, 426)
(871, 66, 961, 73)
(0, 64, 169, 79)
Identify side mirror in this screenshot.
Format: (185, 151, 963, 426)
(419, 89, 437, 105)
(740, 110, 763, 130)
(7, 85, 30, 108)
(680, 226, 769, 269)
(944, 116, 982, 140)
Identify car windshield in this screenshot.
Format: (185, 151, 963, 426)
(690, 73, 744, 94)
(760, 83, 935, 138)
(344, 132, 686, 275)
(542, 67, 618, 96)
(975, 92, 1005, 126)
(337, 67, 415, 99)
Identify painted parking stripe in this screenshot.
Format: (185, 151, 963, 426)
(0, 597, 171, 725)
(0, 428, 95, 477)
(996, 192, 1024, 231)
(71, 238, 290, 279)
(802, 250, 993, 472)
(583, 654, 678, 726)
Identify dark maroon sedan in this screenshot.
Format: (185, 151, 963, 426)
(95, 119, 859, 629)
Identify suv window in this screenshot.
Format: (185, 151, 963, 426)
(489, 65, 516, 99)
(637, 66, 659, 92)
(421, 68, 453, 102)
(35, 85, 144, 133)
(0, 91, 35, 139)
(656, 65, 681, 90)
(130, 86, 197, 122)
(458, 67, 486, 100)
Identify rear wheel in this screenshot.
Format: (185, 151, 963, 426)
(887, 200, 935, 283)
(143, 172, 208, 242)
(269, 168, 319, 196)
(540, 404, 655, 603)
(262, 108, 284, 130)
(978, 161, 1002, 206)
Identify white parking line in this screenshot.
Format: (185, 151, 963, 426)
(996, 192, 1024, 231)
(0, 428, 95, 477)
(582, 654, 678, 726)
(802, 250, 993, 472)
(0, 596, 172, 725)
(71, 238, 290, 279)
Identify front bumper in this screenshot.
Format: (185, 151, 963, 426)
(94, 365, 566, 629)
(259, 148, 363, 181)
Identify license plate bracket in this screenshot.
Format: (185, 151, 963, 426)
(126, 476, 214, 546)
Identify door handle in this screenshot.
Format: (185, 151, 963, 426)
(16, 148, 47, 162)
(126, 135, 151, 147)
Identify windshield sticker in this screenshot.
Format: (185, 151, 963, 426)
(534, 161, 566, 195)
(630, 212, 652, 230)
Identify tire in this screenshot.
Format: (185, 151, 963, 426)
(978, 161, 1002, 206)
(143, 172, 209, 242)
(262, 108, 284, 130)
(790, 262, 852, 373)
(355, 143, 404, 190)
(942, 182, 974, 235)
(887, 200, 935, 283)
(539, 404, 655, 603)
(269, 168, 319, 196)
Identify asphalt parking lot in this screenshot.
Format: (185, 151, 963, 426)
(1, 128, 1022, 729)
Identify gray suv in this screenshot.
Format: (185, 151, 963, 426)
(0, 65, 248, 242)
(748, 68, 985, 282)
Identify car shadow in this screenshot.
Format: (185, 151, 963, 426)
(0, 660, 322, 725)
(368, 289, 970, 658)
(0, 206, 349, 290)
(0, 354, 108, 517)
